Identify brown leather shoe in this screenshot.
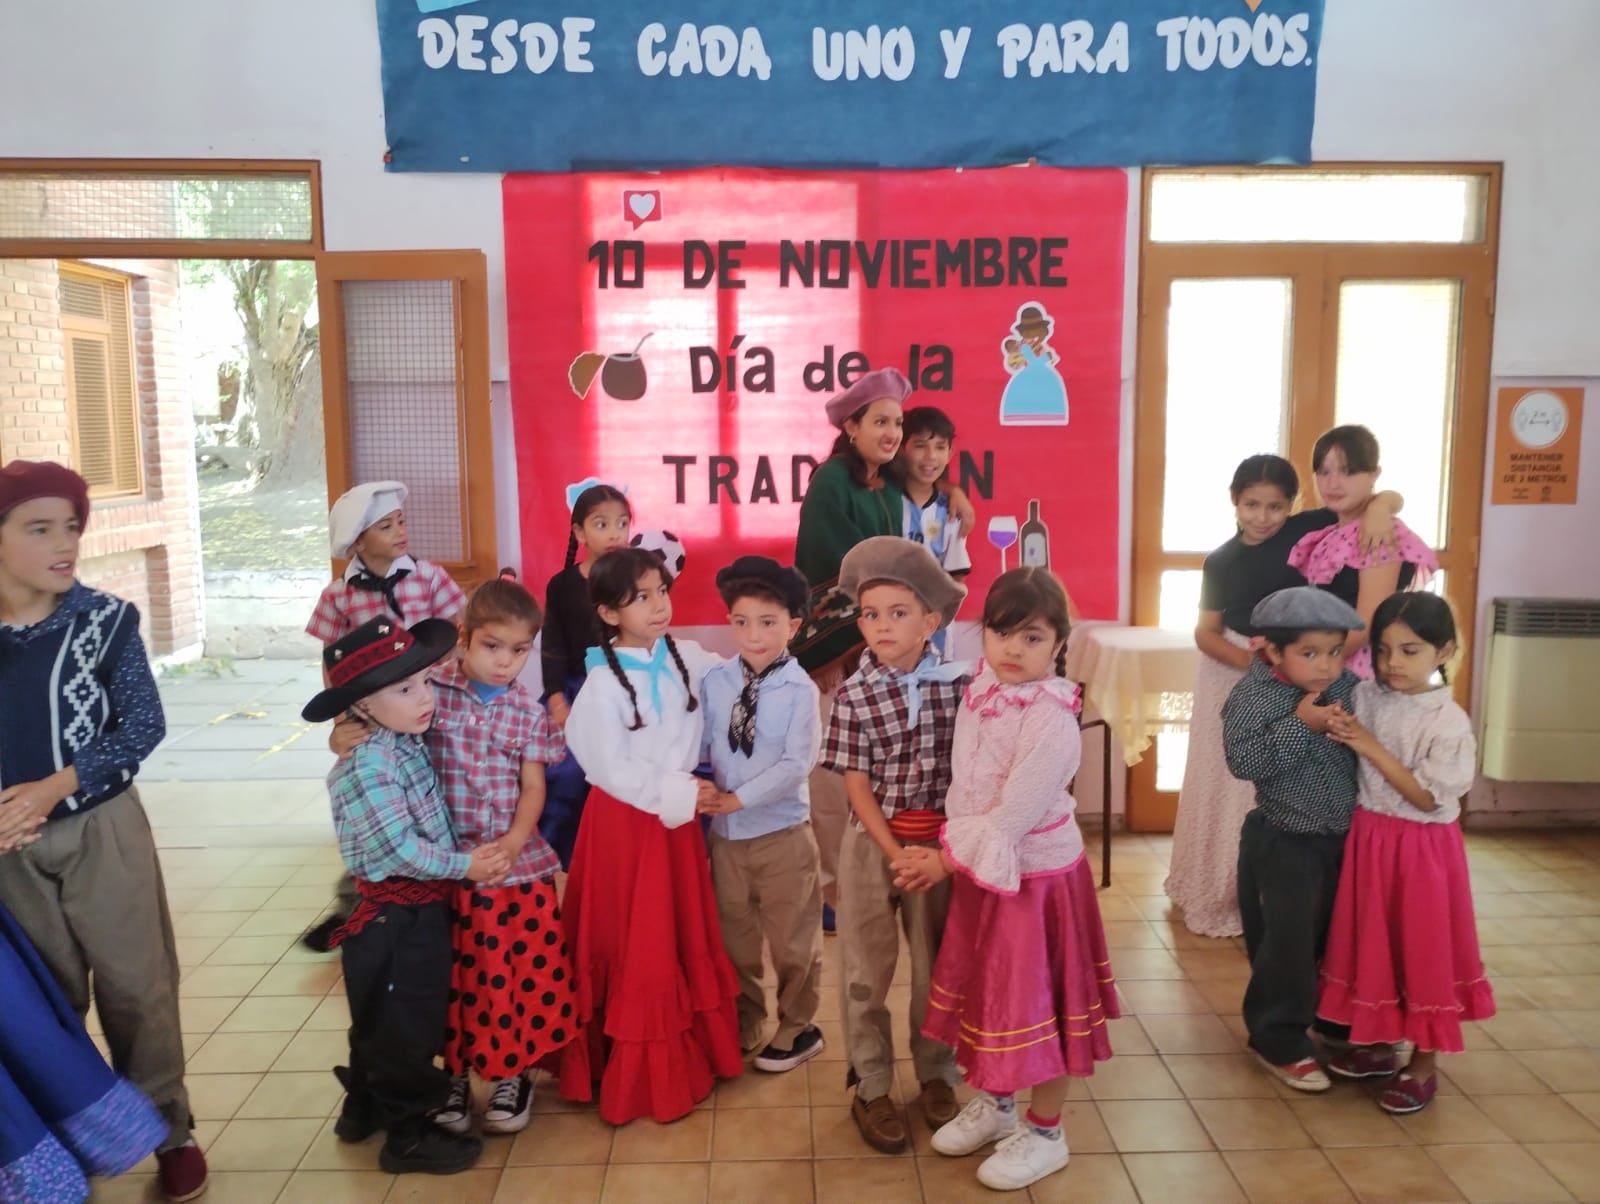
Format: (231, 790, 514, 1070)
(851, 1093, 908, 1153)
(920, 1079, 959, 1128)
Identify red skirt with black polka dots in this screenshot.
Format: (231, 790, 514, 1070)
(444, 878, 580, 1080)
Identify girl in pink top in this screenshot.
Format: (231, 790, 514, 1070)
(892, 568, 1117, 1194)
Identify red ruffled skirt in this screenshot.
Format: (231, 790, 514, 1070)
(445, 879, 579, 1079)
(1317, 809, 1495, 1052)
(556, 789, 743, 1124)
(924, 856, 1119, 1095)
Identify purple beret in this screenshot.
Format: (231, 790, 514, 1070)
(824, 367, 913, 429)
(0, 460, 90, 530)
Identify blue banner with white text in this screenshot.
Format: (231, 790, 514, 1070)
(376, 0, 1324, 173)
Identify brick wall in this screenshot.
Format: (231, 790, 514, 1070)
(0, 257, 204, 656)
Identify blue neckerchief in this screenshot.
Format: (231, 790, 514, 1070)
(585, 639, 674, 715)
(889, 652, 970, 726)
(468, 679, 508, 703)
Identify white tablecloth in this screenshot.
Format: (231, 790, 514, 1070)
(1065, 625, 1200, 767)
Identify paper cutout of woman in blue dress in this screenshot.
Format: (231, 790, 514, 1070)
(999, 303, 1069, 427)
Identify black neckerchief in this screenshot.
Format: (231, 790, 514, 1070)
(348, 564, 413, 620)
(728, 655, 789, 757)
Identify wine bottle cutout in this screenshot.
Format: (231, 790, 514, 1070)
(1020, 499, 1050, 568)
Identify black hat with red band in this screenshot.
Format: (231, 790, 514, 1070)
(302, 616, 458, 723)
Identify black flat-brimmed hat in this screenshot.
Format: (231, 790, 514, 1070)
(715, 555, 809, 617)
(302, 616, 458, 723)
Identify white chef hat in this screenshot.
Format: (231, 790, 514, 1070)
(329, 481, 409, 558)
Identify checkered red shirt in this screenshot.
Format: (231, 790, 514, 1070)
(305, 556, 467, 644)
(424, 659, 566, 884)
(820, 652, 971, 825)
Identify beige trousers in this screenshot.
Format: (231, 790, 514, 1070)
(809, 669, 850, 905)
(0, 788, 192, 1151)
(836, 823, 957, 1101)
(709, 822, 824, 1051)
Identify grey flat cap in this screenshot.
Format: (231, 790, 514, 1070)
(1250, 586, 1365, 632)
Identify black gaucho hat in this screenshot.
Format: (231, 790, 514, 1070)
(302, 616, 458, 723)
(714, 556, 810, 617)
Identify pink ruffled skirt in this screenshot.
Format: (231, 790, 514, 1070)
(924, 857, 1118, 1094)
(1317, 809, 1495, 1052)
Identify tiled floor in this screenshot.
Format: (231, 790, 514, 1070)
(87, 786, 1600, 1203)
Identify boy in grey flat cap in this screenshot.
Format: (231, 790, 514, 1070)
(1222, 586, 1363, 1093)
(819, 537, 970, 1153)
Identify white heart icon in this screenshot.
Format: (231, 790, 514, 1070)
(628, 193, 657, 220)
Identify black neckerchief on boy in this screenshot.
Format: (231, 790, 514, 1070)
(728, 655, 789, 757)
(349, 564, 413, 620)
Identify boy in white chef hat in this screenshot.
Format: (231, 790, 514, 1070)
(306, 481, 468, 643)
(301, 480, 469, 951)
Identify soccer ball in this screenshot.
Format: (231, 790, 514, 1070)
(629, 529, 687, 578)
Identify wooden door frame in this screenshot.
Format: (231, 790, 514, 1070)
(316, 250, 498, 588)
(1130, 164, 1502, 830)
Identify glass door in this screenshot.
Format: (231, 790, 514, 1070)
(1325, 264, 1493, 696)
(1131, 260, 1323, 830)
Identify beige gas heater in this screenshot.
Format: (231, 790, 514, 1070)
(1480, 598, 1600, 782)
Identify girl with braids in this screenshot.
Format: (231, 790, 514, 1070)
(538, 484, 632, 866)
(893, 568, 1117, 1193)
(556, 546, 743, 1124)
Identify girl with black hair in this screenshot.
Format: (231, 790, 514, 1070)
(537, 484, 631, 866)
(1316, 591, 1493, 1116)
(555, 546, 744, 1124)
(1166, 454, 1402, 939)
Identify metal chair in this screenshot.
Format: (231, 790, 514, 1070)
(1072, 716, 1114, 888)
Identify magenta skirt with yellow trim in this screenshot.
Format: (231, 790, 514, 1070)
(924, 856, 1118, 1094)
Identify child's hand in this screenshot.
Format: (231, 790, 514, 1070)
(488, 832, 528, 866)
(1327, 713, 1377, 753)
(892, 846, 949, 893)
(1295, 693, 1343, 734)
(1357, 497, 1400, 557)
(698, 791, 743, 816)
(945, 486, 977, 530)
(695, 779, 720, 807)
(466, 843, 513, 884)
(548, 695, 571, 728)
(329, 714, 373, 759)
(0, 779, 63, 847)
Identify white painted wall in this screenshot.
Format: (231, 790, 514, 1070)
(4, 0, 1597, 812)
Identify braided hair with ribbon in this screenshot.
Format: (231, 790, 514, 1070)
(587, 546, 697, 731)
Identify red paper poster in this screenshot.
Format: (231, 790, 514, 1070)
(504, 168, 1126, 626)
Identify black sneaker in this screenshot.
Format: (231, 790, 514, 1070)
(334, 1091, 382, 1143)
(482, 1074, 534, 1135)
(378, 1119, 483, 1176)
(753, 1025, 826, 1073)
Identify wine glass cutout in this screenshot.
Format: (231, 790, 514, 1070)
(987, 515, 1019, 572)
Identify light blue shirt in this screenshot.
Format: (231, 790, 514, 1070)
(700, 656, 821, 841)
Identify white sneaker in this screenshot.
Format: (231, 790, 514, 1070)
(431, 1075, 471, 1134)
(977, 1128, 1070, 1192)
(930, 1095, 1017, 1157)
(483, 1075, 534, 1134)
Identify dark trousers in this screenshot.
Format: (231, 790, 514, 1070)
(339, 901, 453, 1128)
(1237, 811, 1350, 1064)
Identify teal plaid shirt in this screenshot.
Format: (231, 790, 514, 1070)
(327, 726, 471, 882)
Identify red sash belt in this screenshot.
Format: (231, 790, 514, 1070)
(886, 809, 944, 843)
(326, 877, 454, 948)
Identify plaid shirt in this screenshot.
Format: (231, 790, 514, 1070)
(305, 556, 467, 644)
(425, 659, 566, 884)
(820, 650, 971, 825)
(327, 726, 471, 883)
(1222, 657, 1360, 836)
